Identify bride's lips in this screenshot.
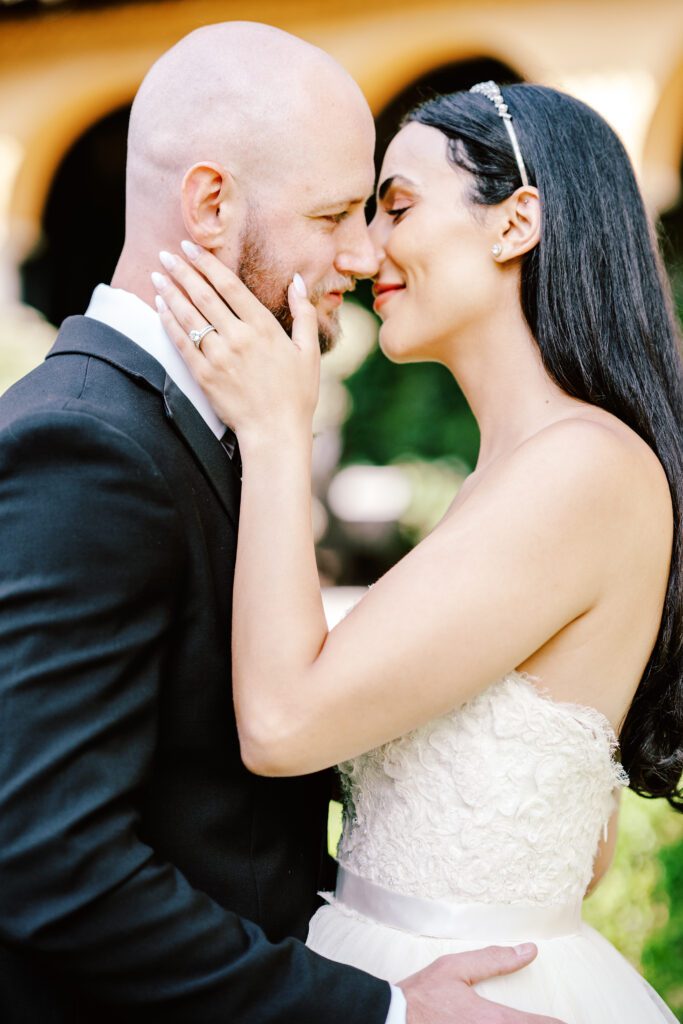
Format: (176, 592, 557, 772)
(372, 282, 406, 312)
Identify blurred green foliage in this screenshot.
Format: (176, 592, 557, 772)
(584, 791, 683, 1009)
(642, 831, 683, 1019)
(0, 304, 56, 393)
(342, 340, 479, 471)
(396, 457, 468, 544)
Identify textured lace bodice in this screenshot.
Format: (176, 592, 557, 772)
(337, 672, 629, 907)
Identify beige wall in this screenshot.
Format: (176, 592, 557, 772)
(1, 0, 683, 278)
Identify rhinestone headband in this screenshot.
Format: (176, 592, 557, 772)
(469, 80, 529, 187)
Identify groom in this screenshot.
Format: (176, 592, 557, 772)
(0, 22, 558, 1024)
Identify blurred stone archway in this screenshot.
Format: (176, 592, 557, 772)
(646, 52, 683, 321)
(21, 105, 130, 327)
(373, 55, 523, 176)
(643, 51, 683, 216)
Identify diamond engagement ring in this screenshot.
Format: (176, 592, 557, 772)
(188, 324, 217, 348)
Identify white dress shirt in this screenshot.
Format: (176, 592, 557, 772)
(385, 982, 407, 1021)
(84, 284, 407, 1024)
(85, 283, 225, 439)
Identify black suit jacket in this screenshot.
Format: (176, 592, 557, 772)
(0, 316, 390, 1023)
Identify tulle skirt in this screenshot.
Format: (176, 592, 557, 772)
(306, 868, 676, 1023)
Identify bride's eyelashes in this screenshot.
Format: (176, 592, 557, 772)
(387, 207, 409, 222)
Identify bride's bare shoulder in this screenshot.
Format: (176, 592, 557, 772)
(453, 411, 672, 541)
(505, 411, 672, 536)
(529, 411, 669, 493)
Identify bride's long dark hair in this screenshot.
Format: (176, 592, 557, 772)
(405, 84, 683, 809)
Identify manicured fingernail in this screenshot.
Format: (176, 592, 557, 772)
(151, 271, 168, 290)
(159, 251, 176, 271)
(181, 239, 202, 260)
(293, 273, 307, 297)
(154, 294, 167, 313)
(514, 943, 535, 957)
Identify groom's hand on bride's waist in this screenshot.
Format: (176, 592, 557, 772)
(398, 944, 567, 1024)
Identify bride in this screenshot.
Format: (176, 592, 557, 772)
(152, 82, 682, 1022)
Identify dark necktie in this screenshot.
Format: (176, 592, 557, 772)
(220, 427, 242, 480)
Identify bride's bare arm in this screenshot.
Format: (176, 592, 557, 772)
(153, 248, 632, 777)
(232, 424, 619, 775)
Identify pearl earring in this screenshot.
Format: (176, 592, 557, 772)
(492, 244, 502, 257)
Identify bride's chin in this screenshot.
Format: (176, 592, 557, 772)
(378, 323, 423, 364)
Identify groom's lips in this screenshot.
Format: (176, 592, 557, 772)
(316, 283, 355, 311)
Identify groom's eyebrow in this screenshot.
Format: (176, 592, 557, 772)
(308, 193, 372, 215)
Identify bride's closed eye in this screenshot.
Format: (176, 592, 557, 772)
(387, 207, 409, 222)
(382, 189, 414, 223)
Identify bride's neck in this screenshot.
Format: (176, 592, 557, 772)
(443, 304, 581, 472)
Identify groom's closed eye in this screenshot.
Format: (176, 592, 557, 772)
(323, 211, 352, 224)
(308, 193, 373, 226)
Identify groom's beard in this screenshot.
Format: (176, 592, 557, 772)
(236, 218, 345, 355)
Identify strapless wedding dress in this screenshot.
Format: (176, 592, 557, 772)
(306, 672, 676, 1022)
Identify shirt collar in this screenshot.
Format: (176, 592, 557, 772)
(85, 284, 226, 441)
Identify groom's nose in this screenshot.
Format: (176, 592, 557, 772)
(335, 215, 380, 280)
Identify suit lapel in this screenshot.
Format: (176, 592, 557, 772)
(162, 375, 240, 524)
(48, 316, 241, 526)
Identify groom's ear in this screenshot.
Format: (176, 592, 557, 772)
(180, 162, 238, 249)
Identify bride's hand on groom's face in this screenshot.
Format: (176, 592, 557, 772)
(152, 244, 321, 447)
(399, 944, 567, 1024)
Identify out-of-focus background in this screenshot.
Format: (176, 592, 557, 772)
(1, 0, 682, 1009)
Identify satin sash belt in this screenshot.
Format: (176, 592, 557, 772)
(326, 865, 583, 942)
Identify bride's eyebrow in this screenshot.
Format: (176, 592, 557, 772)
(377, 174, 418, 202)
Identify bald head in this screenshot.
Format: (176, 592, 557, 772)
(126, 22, 371, 227)
(113, 21, 377, 350)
